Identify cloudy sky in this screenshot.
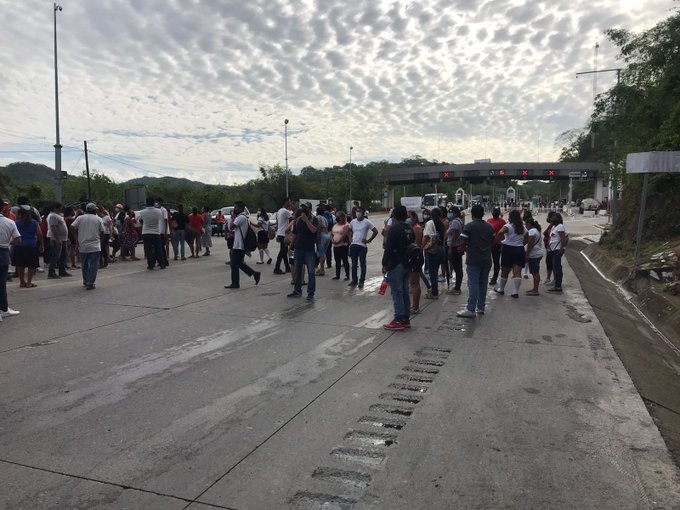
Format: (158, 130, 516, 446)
(0, 0, 675, 185)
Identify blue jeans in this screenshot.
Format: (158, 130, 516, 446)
(425, 247, 444, 296)
(48, 239, 67, 275)
(349, 244, 368, 284)
(466, 264, 491, 312)
(387, 263, 410, 322)
(172, 230, 186, 259)
(551, 250, 563, 288)
(294, 249, 316, 297)
(80, 251, 100, 285)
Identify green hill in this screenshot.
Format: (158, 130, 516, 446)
(0, 162, 59, 187)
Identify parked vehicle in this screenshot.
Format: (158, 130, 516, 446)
(211, 206, 250, 235)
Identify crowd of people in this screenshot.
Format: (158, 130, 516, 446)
(380, 204, 568, 330)
(1, 193, 568, 330)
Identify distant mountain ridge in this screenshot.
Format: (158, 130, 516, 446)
(0, 161, 207, 187)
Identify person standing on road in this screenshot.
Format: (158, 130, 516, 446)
(331, 211, 350, 280)
(407, 210, 425, 314)
(486, 207, 506, 286)
(46, 202, 71, 279)
(315, 206, 330, 276)
(493, 209, 528, 299)
(252, 208, 272, 265)
(71, 203, 106, 290)
(287, 203, 318, 300)
(201, 206, 212, 256)
(547, 213, 567, 293)
(13, 206, 43, 288)
(0, 207, 21, 321)
(215, 209, 226, 237)
(274, 197, 292, 275)
(138, 197, 165, 270)
(171, 204, 189, 261)
(382, 205, 412, 331)
(446, 206, 464, 295)
(188, 207, 203, 258)
(543, 211, 557, 285)
(456, 204, 495, 317)
(348, 206, 378, 289)
(225, 201, 261, 289)
(422, 207, 446, 299)
(524, 218, 544, 296)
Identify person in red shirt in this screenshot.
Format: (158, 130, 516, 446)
(1, 200, 16, 221)
(486, 207, 506, 285)
(215, 210, 226, 237)
(188, 207, 204, 257)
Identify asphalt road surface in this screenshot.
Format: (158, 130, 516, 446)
(1, 216, 679, 509)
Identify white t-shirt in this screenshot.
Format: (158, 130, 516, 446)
(549, 223, 566, 250)
(349, 218, 375, 247)
(527, 227, 544, 258)
(138, 207, 162, 235)
(502, 223, 526, 247)
(0, 215, 20, 249)
(72, 213, 105, 253)
(276, 207, 291, 237)
(232, 214, 249, 250)
(423, 219, 437, 238)
(47, 212, 68, 241)
(159, 206, 169, 235)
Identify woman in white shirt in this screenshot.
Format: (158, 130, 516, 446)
(547, 213, 567, 293)
(524, 218, 544, 296)
(493, 209, 528, 298)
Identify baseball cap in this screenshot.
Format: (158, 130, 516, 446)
(86, 202, 98, 212)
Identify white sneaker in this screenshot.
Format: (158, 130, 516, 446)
(1, 308, 20, 318)
(456, 309, 476, 318)
(36, 267, 45, 273)
(544, 279, 553, 285)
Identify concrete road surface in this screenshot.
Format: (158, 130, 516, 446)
(1, 216, 679, 509)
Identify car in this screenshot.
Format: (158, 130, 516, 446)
(211, 206, 250, 235)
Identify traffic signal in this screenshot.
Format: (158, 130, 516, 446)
(545, 169, 556, 178)
(489, 169, 506, 177)
(441, 171, 452, 180)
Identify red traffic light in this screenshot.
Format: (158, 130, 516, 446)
(521, 170, 529, 176)
(499, 169, 506, 176)
(442, 171, 450, 179)
(546, 170, 556, 177)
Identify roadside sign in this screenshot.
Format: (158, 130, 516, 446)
(568, 171, 581, 178)
(626, 151, 680, 173)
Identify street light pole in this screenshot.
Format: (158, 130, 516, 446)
(349, 146, 353, 210)
(53, 3, 63, 202)
(284, 119, 289, 198)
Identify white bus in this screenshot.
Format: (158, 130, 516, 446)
(422, 193, 447, 208)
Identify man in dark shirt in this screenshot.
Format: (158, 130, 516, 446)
(381, 205, 412, 331)
(287, 203, 318, 300)
(458, 204, 495, 317)
(171, 204, 189, 260)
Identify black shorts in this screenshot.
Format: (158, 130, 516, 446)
(528, 257, 542, 274)
(500, 245, 525, 268)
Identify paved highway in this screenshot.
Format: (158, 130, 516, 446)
(1, 212, 678, 509)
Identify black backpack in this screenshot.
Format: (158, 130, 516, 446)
(238, 219, 257, 252)
(401, 225, 424, 271)
(403, 243, 424, 272)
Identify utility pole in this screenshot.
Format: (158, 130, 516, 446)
(84, 141, 91, 200)
(575, 66, 623, 225)
(53, 3, 63, 202)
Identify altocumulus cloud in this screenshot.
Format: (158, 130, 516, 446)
(0, 0, 674, 184)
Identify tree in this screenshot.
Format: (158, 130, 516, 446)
(559, 9, 680, 248)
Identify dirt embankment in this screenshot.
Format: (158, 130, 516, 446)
(568, 242, 680, 468)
